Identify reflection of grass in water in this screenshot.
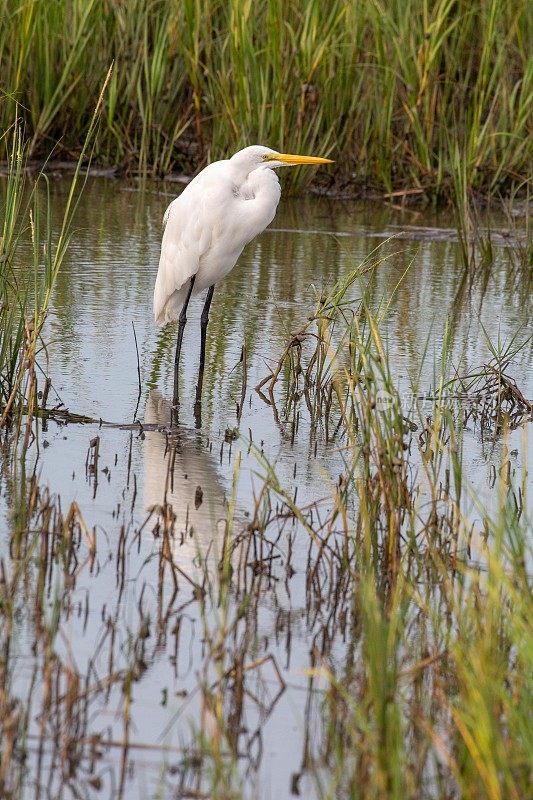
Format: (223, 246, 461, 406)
(0, 248, 531, 796)
(147, 322, 177, 390)
(452, 152, 532, 319)
(1, 0, 531, 198)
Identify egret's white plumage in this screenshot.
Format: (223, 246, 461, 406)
(153, 145, 332, 325)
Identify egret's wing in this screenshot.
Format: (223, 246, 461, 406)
(153, 159, 279, 325)
(153, 185, 214, 325)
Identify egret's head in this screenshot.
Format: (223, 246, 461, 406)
(230, 145, 333, 173)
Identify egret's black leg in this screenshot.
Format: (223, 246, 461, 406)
(172, 276, 196, 419)
(194, 285, 215, 422)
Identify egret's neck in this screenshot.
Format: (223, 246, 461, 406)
(239, 165, 279, 196)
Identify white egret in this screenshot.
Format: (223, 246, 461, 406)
(153, 145, 333, 415)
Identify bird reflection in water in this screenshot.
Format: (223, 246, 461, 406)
(143, 390, 231, 581)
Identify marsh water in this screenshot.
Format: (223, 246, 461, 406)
(2, 178, 532, 798)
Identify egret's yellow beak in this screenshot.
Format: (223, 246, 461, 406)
(267, 152, 334, 165)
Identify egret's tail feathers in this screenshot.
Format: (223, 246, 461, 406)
(154, 282, 189, 326)
(154, 291, 182, 325)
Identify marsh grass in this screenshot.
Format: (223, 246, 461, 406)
(1, 0, 531, 198)
(251, 267, 532, 798)
(0, 73, 111, 438)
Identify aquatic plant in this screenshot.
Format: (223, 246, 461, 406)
(252, 272, 533, 799)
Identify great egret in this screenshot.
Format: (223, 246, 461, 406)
(153, 145, 333, 416)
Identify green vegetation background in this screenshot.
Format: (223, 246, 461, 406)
(1, 0, 532, 198)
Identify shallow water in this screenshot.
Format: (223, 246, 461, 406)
(1, 177, 532, 798)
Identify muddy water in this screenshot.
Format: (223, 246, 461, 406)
(2, 178, 532, 798)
